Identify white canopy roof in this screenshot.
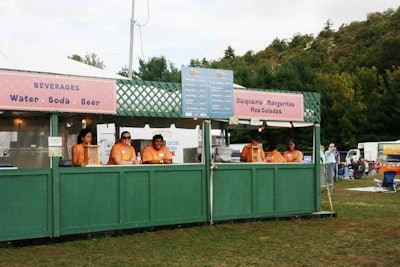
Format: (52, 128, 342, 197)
(0, 47, 128, 80)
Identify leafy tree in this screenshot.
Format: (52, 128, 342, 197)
(379, 67, 400, 138)
(189, 58, 212, 68)
(271, 63, 304, 91)
(319, 19, 335, 38)
(353, 66, 385, 141)
(269, 38, 288, 52)
(69, 54, 82, 62)
(253, 63, 274, 88)
(288, 33, 314, 49)
(233, 65, 254, 87)
(137, 56, 180, 83)
(314, 72, 368, 149)
(117, 65, 139, 79)
(374, 31, 400, 71)
(69, 53, 105, 69)
(223, 46, 235, 59)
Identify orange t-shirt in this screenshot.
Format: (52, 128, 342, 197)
(283, 150, 303, 162)
(142, 145, 172, 163)
(241, 144, 265, 162)
(266, 150, 286, 163)
(107, 142, 136, 165)
(72, 143, 85, 167)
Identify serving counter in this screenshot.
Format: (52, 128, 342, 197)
(0, 158, 321, 242)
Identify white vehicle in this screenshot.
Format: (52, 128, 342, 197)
(345, 140, 400, 163)
(357, 142, 379, 161)
(345, 149, 361, 163)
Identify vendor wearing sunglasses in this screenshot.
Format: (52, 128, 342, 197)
(107, 131, 140, 165)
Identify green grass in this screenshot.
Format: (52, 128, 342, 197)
(0, 176, 399, 266)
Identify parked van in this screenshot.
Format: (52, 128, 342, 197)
(345, 149, 361, 163)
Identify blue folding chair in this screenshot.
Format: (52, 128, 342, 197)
(374, 171, 397, 192)
(343, 166, 354, 180)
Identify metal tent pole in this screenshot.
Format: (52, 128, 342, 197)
(128, 0, 135, 79)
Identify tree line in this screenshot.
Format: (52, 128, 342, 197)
(71, 7, 400, 151)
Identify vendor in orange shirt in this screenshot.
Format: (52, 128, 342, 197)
(240, 132, 265, 162)
(72, 128, 93, 167)
(265, 140, 286, 163)
(142, 134, 173, 164)
(107, 131, 139, 165)
(283, 138, 303, 162)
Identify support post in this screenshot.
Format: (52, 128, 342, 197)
(51, 113, 61, 237)
(128, 0, 135, 79)
(203, 120, 213, 224)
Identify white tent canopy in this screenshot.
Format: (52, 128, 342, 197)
(0, 47, 128, 80)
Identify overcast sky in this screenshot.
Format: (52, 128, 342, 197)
(0, 0, 399, 74)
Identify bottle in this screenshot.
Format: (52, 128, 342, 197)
(136, 152, 141, 164)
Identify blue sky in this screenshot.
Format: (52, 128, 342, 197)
(1, 0, 399, 74)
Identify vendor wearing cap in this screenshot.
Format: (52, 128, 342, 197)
(240, 132, 266, 162)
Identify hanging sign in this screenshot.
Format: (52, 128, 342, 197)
(0, 70, 116, 114)
(181, 67, 233, 119)
(234, 89, 304, 121)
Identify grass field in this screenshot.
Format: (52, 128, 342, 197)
(0, 176, 399, 266)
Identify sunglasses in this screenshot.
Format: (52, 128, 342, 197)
(122, 136, 131, 139)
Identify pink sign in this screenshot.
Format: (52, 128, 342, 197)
(0, 70, 116, 114)
(234, 89, 304, 121)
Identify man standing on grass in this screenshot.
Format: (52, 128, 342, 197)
(332, 144, 340, 181)
(325, 143, 336, 185)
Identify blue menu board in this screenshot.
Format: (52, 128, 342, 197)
(181, 67, 233, 119)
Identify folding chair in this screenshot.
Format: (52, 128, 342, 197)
(374, 171, 397, 192)
(342, 166, 354, 180)
(348, 168, 354, 180)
